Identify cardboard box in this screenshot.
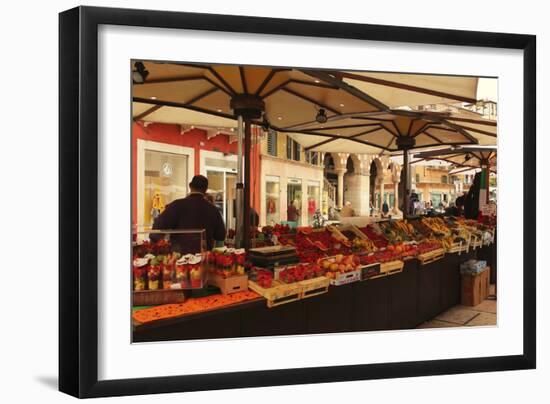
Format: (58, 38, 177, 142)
(461, 267, 490, 306)
(209, 274, 248, 295)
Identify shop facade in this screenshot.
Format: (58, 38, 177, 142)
(132, 121, 261, 232)
(260, 154, 324, 226)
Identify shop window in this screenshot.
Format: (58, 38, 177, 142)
(267, 130, 277, 156)
(287, 179, 302, 224)
(307, 181, 320, 224)
(265, 175, 280, 225)
(306, 151, 319, 165)
(143, 150, 188, 226)
(293, 140, 301, 161)
(286, 138, 301, 161)
(286, 137, 292, 160)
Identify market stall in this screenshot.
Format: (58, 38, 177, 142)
(132, 215, 496, 342)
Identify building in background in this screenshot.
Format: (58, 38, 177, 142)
(411, 162, 473, 207)
(259, 130, 324, 227)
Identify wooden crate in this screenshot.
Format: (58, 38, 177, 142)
(132, 289, 186, 306)
(329, 269, 361, 286)
(446, 240, 469, 254)
(326, 225, 351, 244)
(359, 263, 381, 280)
(418, 248, 446, 265)
(209, 274, 248, 295)
(461, 267, 490, 306)
(335, 224, 368, 241)
(469, 234, 483, 250)
(248, 279, 303, 308)
(298, 276, 330, 299)
(380, 260, 404, 276)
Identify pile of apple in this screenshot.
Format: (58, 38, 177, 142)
(318, 254, 360, 279)
(278, 263, 324, 284)
(397, 243, 419, 258)
(386, 242, 418, 259)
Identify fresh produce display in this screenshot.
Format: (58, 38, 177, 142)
(317, 254, 360, 280)
(378, 221, 409, 243)
(358, 225, 389, 248)
(174, 254, 204, 288)
(336, 226, 378, 253)
(248, 267, 274, 288)
(147, 257, 161, 290)
(132, 238, 209, 290)
(420, 217, 452, 237)
(296, 249, 327, 264)
(286, 227, 353, 262)
(278, 263, 324, 283)
(132, 290, 261, 324)
(130, 214, 498, 322)
(350, 237, 378, 253)
(161, 253, 180, 289)
(417, 240, 443, 254)
(261, 223, 292, 238)
(132, 257, 148, 291)
(390, 242, 418, 259)
(359, 248, 403, 265)
(208, 247, 247, 277)
(410, 220, 433, 237)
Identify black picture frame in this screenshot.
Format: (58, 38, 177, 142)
(59, 6, 536, 398)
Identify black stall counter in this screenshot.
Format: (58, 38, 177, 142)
(134, 250, 481, 343)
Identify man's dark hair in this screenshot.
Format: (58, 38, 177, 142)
(189, 175, 209, 193)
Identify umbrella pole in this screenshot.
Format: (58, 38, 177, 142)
(235, 115, 244, 248)
(243, 119, 252, 250)
(403, 148, 410, 218)
(484, 164, 490, 204)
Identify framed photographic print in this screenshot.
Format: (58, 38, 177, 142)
(59, 6, 536, 398)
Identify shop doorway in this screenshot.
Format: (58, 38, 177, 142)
(265, 175, 281, 225)
(143, 150, 188, 227)
(206, 169, 237, 230)
(287, 178, 302, 225)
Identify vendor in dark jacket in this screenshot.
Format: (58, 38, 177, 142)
(151, 175, 226, 251)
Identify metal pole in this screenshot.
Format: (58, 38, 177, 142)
(243, 120, 252, 250)
(403, 148, 410, 217)
(235, 115, 244, 248)
(485, 164, 490, 204)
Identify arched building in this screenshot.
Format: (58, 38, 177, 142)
(321, 153, 402, 218)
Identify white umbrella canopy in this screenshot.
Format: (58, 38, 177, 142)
(413, 145, 497, 172)
(283, 109, 496, 154)
(336, 71, 479, 108)
(133, 101, 238, 129)
(132, 61, 388, 127)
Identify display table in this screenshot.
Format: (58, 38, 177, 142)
(133, 254, 463, 342)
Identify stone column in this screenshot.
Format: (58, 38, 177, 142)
(336, 168, 346, 209)
(360, 173, 371, 216)
(350, 154, 372, 217)
(333, 153, 349, 210)
(380, 180, 385, 207)
(391, 166, 402, 216)
(392, 181, 402, 216)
